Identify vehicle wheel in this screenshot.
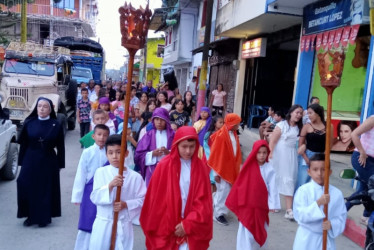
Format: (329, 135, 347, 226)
(0, 143, 19, 180)
(57, 113, 67, 136)
(68, 114, 76, 130)
(66, 79, 78, 107)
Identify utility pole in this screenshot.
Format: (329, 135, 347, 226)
(196, 0, 213, 119)
(20, 0, 27, 43)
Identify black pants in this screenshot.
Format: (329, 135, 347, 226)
(212, 105, 224, 116)
(80, 122, 90, 138)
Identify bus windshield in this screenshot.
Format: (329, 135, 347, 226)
(4, 59, 55, 76)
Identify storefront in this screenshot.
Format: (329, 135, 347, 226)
(294, 0, 370, 152)
(240, 25, 301, 124)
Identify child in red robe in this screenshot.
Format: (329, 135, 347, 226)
(208, 113, 242, 225)
(140, 126, 213, 250)
(226, 140, 280, 249)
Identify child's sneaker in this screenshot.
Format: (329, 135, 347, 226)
(214, 215, 229, 226)
(284, 209, 294, 221)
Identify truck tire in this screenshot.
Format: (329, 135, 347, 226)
(66, 79, 78, 107)
(68, 111, 76, 130)
(57, 113, 67, 136)
(0, 143, 19, 180)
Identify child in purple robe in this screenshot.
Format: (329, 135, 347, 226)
(98, 97, 118, 132)
(71, 124, 110, 250)
(134, 108, 175, 186)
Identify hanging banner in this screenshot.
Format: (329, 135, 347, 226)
(349, 24, 360, 45)
(300, 36, 306, 52)
(333, 27, 344, 48)
(303, 0, 369, 35)
(305, 35, 311, 52)
(328, 30, 336, 49)
(341, 26, 351, 47)
(322, 31, 329, 50)
(310, 34, 316, 51)
(316, 33, 323, 51)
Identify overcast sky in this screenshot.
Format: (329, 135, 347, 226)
(96, 0, 162, 69)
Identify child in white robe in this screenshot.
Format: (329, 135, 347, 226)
(89, 135, 146, 250)
(71, 124, 109, 250)
(293, 153, 347, 250)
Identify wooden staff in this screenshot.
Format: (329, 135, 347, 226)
(322, 86, 336, 250)
(110, 49, 136, 250)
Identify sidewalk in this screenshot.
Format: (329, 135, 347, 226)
(239, 127, 366, 248)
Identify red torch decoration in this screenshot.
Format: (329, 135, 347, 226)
(316, 41, 346, 250)
(110, 2, 152, 250)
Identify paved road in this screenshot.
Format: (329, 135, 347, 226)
(0, 127, 361, 249)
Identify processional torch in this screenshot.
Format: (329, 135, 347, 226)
(317, 46, 346, 250)
(110, 3, 152, 250)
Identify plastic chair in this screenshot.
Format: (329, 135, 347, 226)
(247, 105, 268, 129)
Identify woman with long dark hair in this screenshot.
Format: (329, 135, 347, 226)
(209, 83, 226, 116)
(269, 104, 303, 220)
(331, 120, 358, 152)
(296, 104, 327, 189)
(183, 91, 196, 123)
(156, 91, 172, 112)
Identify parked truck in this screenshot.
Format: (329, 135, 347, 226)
(0, 42, 77, 131)
(54, 37, 104, 84)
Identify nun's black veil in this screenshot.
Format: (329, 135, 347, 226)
(24, 97, 57, 123)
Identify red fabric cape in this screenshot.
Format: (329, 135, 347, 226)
(225, 140, 270, 247)
(140, 126, 213, 250)
(207, 113, 242, 184)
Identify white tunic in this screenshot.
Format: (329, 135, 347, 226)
(145, 130, 168, 166)
(236, 162, 280, 250)
(71, 143, 107, 203)
(71, 143, 108, 250)
(270, 120, 299, 196)
(179, 159, 191, 250)
(89, 166, 147, 250)
(293, 180, 347, 250)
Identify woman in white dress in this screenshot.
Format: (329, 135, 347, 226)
(269, 105, 303, 221)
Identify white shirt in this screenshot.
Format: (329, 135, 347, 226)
(293, 180, 347, 250)
(259, 162, 280, 210)
(186, 81, 196, 96)
(89, 92, 98, 103)
(145, 130, 168, 166)
(71, 143, 107, 203)
(229, 131, 237, 157)
(179, 159, 191, 218)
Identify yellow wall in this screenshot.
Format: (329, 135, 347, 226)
(147, 38, 164, 69)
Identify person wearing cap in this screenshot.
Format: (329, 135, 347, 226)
(17, 97, 65, 227)
(208, 113, 242, 226)
(135, 108, 175, 186)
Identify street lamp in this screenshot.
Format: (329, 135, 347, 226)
(110, 2, 152, 250)
(317, 47, 346, 250)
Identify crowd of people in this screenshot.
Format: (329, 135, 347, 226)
(19, 79, 374, 250)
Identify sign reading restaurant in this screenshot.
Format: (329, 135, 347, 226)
(241, 38, 267, 59)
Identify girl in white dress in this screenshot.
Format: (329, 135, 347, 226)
(269, 105, 303, 220)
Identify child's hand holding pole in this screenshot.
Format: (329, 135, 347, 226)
(109, 175, 124, 192)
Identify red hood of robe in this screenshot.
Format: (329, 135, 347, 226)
(225, 140, 270, 246)
(140, 126, 213, 250)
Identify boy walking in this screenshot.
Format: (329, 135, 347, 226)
(208, 113, 242, 225)
(293, 153, 347, 250)
(89, 135, 146, 250)
(71, 124, 110, 250)
(226, 140, 280, 249)
(77, 88, 91, 138)
(140, 126, 213, 250)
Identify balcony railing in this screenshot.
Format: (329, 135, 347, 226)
(0, 4, 79, 19)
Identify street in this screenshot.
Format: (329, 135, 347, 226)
(0, 127, 362, 250)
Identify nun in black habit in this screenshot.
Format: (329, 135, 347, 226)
(17, 97, 65, 227)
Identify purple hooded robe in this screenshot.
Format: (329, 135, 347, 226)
(135, 108, 175, 186)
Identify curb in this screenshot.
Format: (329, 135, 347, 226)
(343, 218, 366, 248)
